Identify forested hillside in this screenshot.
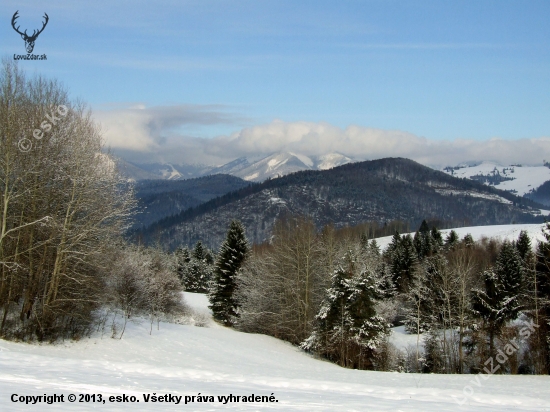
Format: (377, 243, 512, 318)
(136, 158, 546, 249)
(132, 175, 252, 228)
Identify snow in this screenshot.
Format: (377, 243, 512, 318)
(267, 158, 282, 168)
(2, 287, 550, 410)
(243, 172, 259, 181)
(442, 162, 550, 196)
(389, 325, 421, 352)
(375, 223, 549, 251)
(289, 152, 314, 168)
(160, 164, 182, 180)
(269, 197, 287, 205)
(434, 188, 513, 205)
(315, 153, 353, 170)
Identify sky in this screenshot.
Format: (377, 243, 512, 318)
(2, 0, 550, 167)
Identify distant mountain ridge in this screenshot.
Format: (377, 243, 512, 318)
(118, 156, 550, 205)
(117, 151, 354, 182)
(135, 157, 548, 250)
(131, 174, 252, 229)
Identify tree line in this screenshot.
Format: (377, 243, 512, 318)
(201, 215, 550, 374)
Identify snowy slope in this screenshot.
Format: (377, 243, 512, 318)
(374, 223, 549, 251)
(234, 152, 315, 182)
(314, 153, 353, 170)
(442, 162, 550, 196)
(1, 288, 550, 411)
(230, 152, 356, 181)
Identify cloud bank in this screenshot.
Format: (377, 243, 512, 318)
(95, 104, 550, 168)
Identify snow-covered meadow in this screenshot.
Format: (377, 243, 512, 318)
(1, 225, 550, 411)
(441, 162, 550, 197)
(375, 223, 550, 251)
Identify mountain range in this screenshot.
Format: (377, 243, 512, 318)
(118, 153, 550, 205)
(117, 152, 353, 182)
(133, 157, 547, 250)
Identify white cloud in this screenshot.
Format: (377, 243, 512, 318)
(94, 105, 550, 168)
(207, 120, 550, 167)
(94, 103, 241, 154)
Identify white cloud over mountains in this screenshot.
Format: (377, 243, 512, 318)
(96, 104, 550, 168)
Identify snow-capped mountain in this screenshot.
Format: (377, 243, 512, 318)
(442, 162, 550, 196)
(232, 152, 315, 181)
(314, 153, 353, 170)
(230, 152, 355, 181)
(208, 157, 251, 176)
(118, 152, 355, 182)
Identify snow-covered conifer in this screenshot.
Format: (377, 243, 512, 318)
(302, 249, 388, 369)
(209, 220, 249, 326)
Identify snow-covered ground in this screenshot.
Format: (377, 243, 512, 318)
(442, 162, 550, 196)
(375, 223, 549, 251)
(1, 287, 550, 411)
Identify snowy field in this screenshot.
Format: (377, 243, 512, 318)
(375, 223, 549, 251)
(1, 225, 550, 411)
(441, 162, 550, 197)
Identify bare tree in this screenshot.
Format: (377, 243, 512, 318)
(0, 59, 136, 340)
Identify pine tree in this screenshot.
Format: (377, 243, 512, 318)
(369, 239, 380, 256)
(472, 269, 501, 358)
(359, 233, 369, 252)
(302, 249, 388, 369)
(462, 233, 475, 248)
(391, 234, 417, 293)
(431, 226, 443, 251)
(419, 219, 430, 234)
(209, 220, 249, 326)
(183, 241, 213, 293)
(516, 230, 532, 262)
(175, 247, 191, 282)
(413, 220, 440, 259)
(496, 241, 524, 319)
(193, 240, 206, 261)
(473, 241, 524, 357)
(444, 230, 459, 250)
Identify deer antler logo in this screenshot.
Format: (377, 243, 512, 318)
(11, 11, 49, 54)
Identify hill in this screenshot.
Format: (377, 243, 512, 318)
(132, 175, 253, 229)
(137, 157, 547, 249)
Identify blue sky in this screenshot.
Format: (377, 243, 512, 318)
(2, 0, 550, 166)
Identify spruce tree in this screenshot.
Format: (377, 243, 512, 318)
(444, 230, 459, 250)
(394, 234, 418, 293)
(193, 240, 206, 261)
(431, 226, 443, 251)
(209, 220, 249, 326)
(516, 230, 532, 262)
(302, 250, 387, 369)
(184, 241, 213, 293)
(473, 241, 524, 357)
(175, 247, 191, 283)
(472, 269, 501, 358)
(462, 233, 475, 248)
(496, 241, 524, 319)
(369, 239, 381, 256)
